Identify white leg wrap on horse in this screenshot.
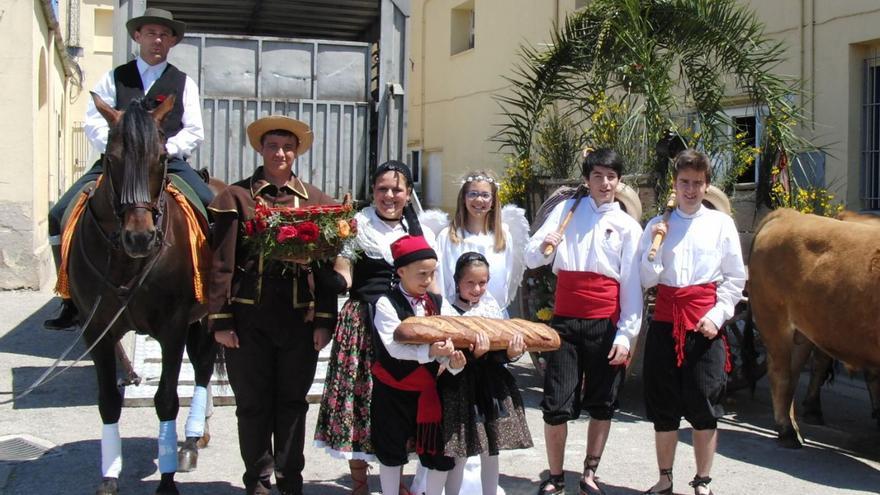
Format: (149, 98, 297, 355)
(378, 463, 402, 495)
(157, 420, 178, 473)
(185, 385, 208, 438)
(101, 423, 122, 478)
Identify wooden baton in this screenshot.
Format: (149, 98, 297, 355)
(543, 185, 587, 256)
(647, 192, 676, 261)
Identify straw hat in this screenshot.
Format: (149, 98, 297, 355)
(703, 185, 732, 215)
(246, 116, 314, 156)
(126, 8, 186, 42)
(614, 182, 642, 222)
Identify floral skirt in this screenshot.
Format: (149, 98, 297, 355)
(313, 299, 375, 460)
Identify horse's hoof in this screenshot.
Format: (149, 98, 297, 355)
(177, 437, 199, 473)
(777, 427, 804, 449)
(156, 473, 179, 495)
(196, 431, 210, 449)
(96, 477, 119, 495)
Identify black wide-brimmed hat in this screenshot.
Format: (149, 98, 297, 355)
(126, 8, 186, 41)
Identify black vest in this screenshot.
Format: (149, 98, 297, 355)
(373, 289, 442, 381)
(351, 256, 395, 304)
(113, 60, 186, 138)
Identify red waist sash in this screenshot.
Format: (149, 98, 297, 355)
(554, 270, 620, 322)
(654, 283, 730, 372)
(371, 361, 442, 454)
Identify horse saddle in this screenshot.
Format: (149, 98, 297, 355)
(59, 177, 210, 238)
(168, 174, 210, 235)
(60, 181, 98, 234)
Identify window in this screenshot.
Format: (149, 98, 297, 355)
(451, 1, 475, 55)
(93, 8, 114, 53)
(862, 50, 880, 209)
(408, 149, 422, 184)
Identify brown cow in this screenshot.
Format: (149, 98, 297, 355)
(749, 208, 880, 447)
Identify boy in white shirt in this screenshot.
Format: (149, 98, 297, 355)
(526, 149, 643, 495)
(638, 149, 746, 495)
(371, 234, 465, 495)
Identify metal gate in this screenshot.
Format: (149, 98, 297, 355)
(168, 34, 371, 199)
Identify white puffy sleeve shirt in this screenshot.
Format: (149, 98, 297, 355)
(84, 58, 204, 159)
(525, 197, 644, 349)
(435, 225, 516, 312)
(638, 206, 746, 329)
(373, 289, 460, 371)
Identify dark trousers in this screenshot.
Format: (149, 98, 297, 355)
(225, 317, 318, 494)
(643, 320, 727, 432)
(541, 316, 624, 424)
(48, 157, 214, 237)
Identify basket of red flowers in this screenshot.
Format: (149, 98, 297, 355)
(243, 196, 357, 263)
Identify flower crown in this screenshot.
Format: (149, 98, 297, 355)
(462, 174, 496, 184)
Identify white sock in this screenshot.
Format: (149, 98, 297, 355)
(157, 420, 177, 473)
(480, 453, 500, 495)
(184, 385, 208, 438)
(379, 462, 402, 495)
(101, 423, 122, 478)
(443, 457, 467, 495)
(426, 467, 449, 495)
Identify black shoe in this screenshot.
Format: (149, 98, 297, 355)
(43, 299, 78, 330)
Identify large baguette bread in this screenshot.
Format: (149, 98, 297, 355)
(394, 316, 560, 352)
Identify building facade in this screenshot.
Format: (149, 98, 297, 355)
(409, 0, 880, 212)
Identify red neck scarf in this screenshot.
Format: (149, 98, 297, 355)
(554, 270, 621, 322)
(371, 362, 442, 454)
(408, 292, 438, 316)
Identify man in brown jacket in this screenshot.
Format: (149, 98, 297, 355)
(207, 116, 345, 495)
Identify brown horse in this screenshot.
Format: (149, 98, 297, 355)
(66, 93, 215, 494)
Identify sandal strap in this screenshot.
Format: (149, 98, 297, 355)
(584, 454, 601, 472)
(689, 475, 712, 488)
(539, 474, 565, 493)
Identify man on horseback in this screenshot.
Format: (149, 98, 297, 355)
(46, 8, 212, 329)
(208, 116, 344, 495)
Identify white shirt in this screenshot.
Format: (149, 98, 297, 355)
(84, 57, 204, 158)
(373, 287, 460, 372)
(452, 291, 505, 319)
(639, 205, 746, 329)
(341, 206, 437, 265)
(525, 196, 644, 349)
(436, 225, 518, 312)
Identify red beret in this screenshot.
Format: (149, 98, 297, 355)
(391, 235, 437, 268)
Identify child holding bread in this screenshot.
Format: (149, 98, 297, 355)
(371, 234, 465, 495)
(428, 252, 533, 495)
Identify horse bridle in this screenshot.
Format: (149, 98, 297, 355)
(98, 133, 171, 249)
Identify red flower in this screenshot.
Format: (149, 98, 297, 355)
(296, 221, 320, 243)
(243, 220, 255, 236)
(254, 202, 271, 220)
(254, 218, 268, 233)
(276, 225, 299, 243)
(294, 209, 310, 218)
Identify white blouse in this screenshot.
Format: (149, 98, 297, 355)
(525, 196, 644, 349)
(435, 225, 517, 312)
(341, 206, 437, 265)
(639, 205, 746, 329)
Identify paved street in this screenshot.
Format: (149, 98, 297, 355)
(0, 290, 878, 494)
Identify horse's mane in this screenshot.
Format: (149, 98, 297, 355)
(118, 98, 160, 205)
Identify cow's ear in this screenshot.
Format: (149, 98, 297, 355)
(91, 92, 120, 125)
